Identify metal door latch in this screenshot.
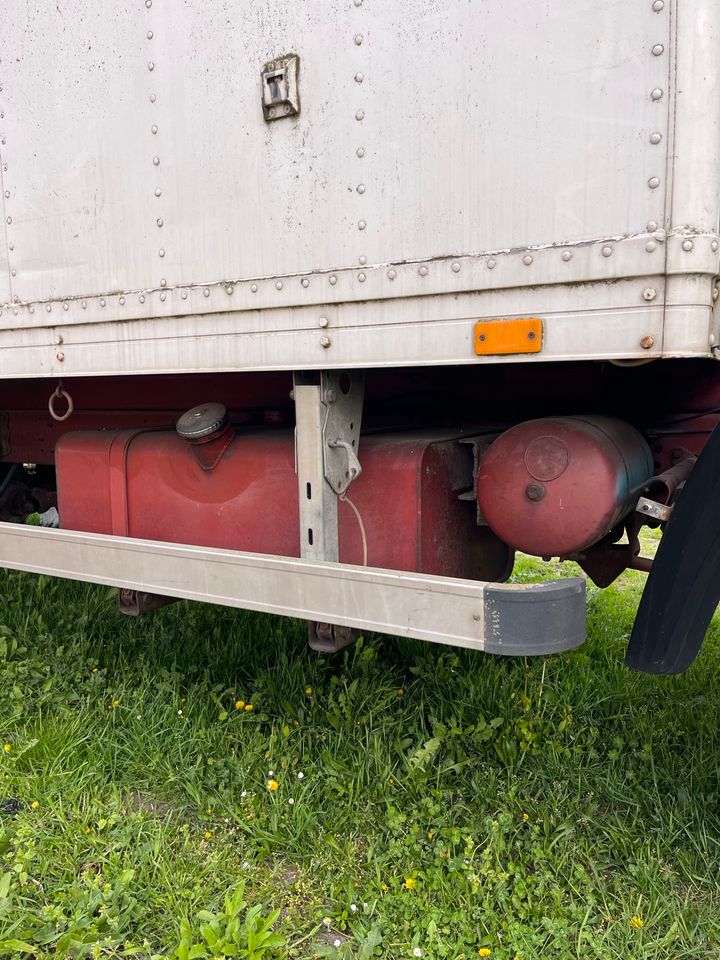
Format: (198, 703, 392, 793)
(261, 53, 300, 121)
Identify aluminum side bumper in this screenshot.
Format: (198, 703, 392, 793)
(0, 523, 586, 654)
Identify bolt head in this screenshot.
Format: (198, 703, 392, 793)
(320, 336, 331, 348)
(642, 287, 657, 301)
(525, 482, 546, 503)
(640, 335, 655, 349)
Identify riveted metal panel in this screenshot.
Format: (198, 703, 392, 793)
(0, 0, 718, 373)
(1, 0, 669, 301)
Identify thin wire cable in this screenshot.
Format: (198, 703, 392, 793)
(340, 491, 368, 566)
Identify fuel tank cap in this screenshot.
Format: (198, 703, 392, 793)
(176, 402, 228, 440)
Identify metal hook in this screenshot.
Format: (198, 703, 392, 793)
(48, 381, 74, 422)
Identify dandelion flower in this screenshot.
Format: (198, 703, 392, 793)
(110, 699, 121, 709)
(522, 812, 529, 822)
(267, 779, 279, 792)
(2, 743, 11, 753)
(234, 700, 245, 710)
(404, 878, 416, 890)
(305, 686, 313, 696)
(31, 801, 40, 810)
(381, 883, 388, 892)
(479, 950, 492, 958)
(397, 687, 405, 697)
(203, 831, 212, 840)
(244, 703, 254, 712)
(92, 667, 98, 674)
(630, 915, 644, 929)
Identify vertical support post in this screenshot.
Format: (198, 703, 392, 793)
(293, 373, 339, 562)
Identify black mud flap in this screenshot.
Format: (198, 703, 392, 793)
(626, 423, 720, 675)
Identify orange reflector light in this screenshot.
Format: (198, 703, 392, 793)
(473, 317, 543, 356)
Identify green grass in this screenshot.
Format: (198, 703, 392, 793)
(1, 543, 720, 959)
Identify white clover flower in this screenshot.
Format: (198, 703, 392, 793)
(350, 903, 357, 913)
(413, 949, 422, 958)
(240, 790, 247, 798)
(268, 770, 274, 777)
(297, 772, 305, 779)
(288, 798, 295, 805)
(333, 939, 342, 948)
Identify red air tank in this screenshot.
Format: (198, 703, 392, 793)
(476, 415, 653, 557)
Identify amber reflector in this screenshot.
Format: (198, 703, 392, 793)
(473, 317, 543, 356)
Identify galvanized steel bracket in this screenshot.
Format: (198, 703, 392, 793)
(293, 370, 364, 565)
(321, 371, 364, 495)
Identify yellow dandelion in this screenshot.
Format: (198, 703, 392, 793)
(397, 687, 405, 697)
(267, 779, 279, 792)
(404, 878, 416, 890)
(110, 699, 121, 709)
(381, 883, 388, 892)
(479, 950, 492, 958)
(3, 743, 11, 753)
(203, 831, 212, 840)
(92, 667, 98, 674)
(244, 703, 254, 712)
(234, 700, 245, 710)
(31, 801, 40, 810)
(513, 955, 521, 960)
(305, 686, 313, 696)
(522, 812, 529, 822)
(630, 915, 644, 929)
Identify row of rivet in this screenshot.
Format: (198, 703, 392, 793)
(351, 0, 367, 337)
(0, 81, 16, 296)
(0, 235, 685, 321)
(646, 0, 666, 213)
(146, 0, 167, 283)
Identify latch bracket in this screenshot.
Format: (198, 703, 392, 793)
(261, 53, 300, 121)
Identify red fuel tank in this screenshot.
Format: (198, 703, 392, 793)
(476, 416, 653, 557)
(56, 429, 512, 581)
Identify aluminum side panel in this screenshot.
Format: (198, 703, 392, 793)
(1, 0, 670, 304)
